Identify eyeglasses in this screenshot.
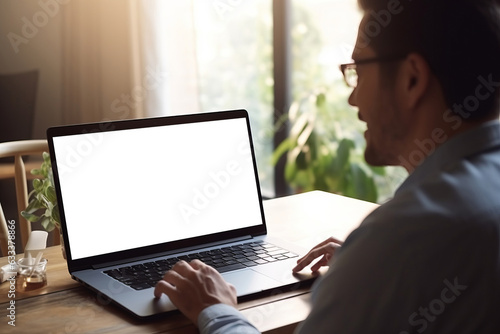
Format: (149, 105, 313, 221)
(339, 55, 407, 88)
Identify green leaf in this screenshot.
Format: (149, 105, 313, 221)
(52, 205, 60, 224)
(369, 165, 386, 176)
(39, 193, 50, 207)
(45, 186, 57, 203)
(294, 169, 313, 191)
(271, 138, 293, 166)
(40, 217, 55, 232)
(365, 178, 378, 203)
(324, 174, 341, 192)
(350, 163, 378, 202)
(24, 198, 43, 213)
(315, 92, 326, 107)
(42, 151, 50, 162)
(294, 147, 309, 170)
(306, 130, 319, 161)
(337, 172, 351, 196)
(313, 172, 329, 192)
(317, 149, 333, 173)
(33, 178, 43, 192)
(21, 211, 41, 222)
(31, 168, 42, 176)
(284, 161, 297, 182)
(336, 138, 355, 172)
(48, 168, 55, 185)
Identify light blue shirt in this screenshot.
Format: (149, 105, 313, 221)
(199, 121, 500, 334)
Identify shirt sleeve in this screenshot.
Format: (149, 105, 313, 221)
(198, 304, 261, 334)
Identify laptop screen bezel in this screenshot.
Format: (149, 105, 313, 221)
(47, 109, 267, 272)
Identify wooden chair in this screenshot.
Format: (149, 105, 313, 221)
(0, 140, 60, 256)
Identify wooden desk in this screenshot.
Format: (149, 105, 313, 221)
(0, 191, 378, 333)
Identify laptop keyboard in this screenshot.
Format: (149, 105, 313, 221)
(103, 240, 298, 290)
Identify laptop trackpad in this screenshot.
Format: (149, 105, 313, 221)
(222, 269, 281, 296)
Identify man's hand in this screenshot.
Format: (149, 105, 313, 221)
(292, 237, 343, 273)
(154, 260, 237, 324)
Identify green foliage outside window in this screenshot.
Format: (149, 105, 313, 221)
(272, 89, 385, 203)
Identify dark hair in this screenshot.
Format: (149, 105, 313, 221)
(357, 0, 500, 120)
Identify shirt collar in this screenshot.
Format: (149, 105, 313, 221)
(396, 120, 500, 194)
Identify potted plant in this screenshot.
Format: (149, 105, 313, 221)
(272, 90, 385, 203)
(21, 152, 65, 257)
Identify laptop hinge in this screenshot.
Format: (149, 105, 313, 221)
(92, 235, 254, 269)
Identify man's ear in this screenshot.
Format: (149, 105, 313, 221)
(398, 53, 431, 109)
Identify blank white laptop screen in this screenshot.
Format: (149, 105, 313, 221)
(52, 117, 263, 260)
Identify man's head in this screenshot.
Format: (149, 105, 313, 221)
(348, 0, 500, 171)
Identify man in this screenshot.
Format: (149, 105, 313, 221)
(154, 0, 500, 332)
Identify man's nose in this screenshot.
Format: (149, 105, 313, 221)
(348, 88, 357, 107)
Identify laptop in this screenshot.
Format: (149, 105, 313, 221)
(47, 109, 317, 318)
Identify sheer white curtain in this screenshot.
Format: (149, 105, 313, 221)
(138, 0, 201, 117)
(61, 0, 200, 124)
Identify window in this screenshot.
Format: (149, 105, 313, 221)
(193, 1, 275, 195)
(287, 0, 406, 201)
(143, 0, 404, 200)
(145, 0, 275, 195)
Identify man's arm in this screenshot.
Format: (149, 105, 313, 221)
(198, 304, 260, 334)
(154, 259, 260, 333)
(153, 236, 342, 333)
